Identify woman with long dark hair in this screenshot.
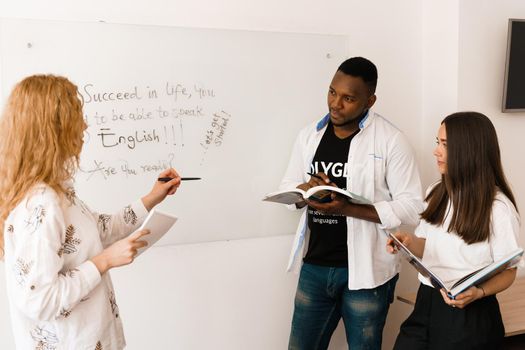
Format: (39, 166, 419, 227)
(388, 112, 522, 349)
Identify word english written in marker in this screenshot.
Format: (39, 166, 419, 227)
(97, 128, 160, 150)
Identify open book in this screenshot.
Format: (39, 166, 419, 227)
(262, 185, 371, 205)
(135, 208, 178, 257)
(389, 232, 524, 299)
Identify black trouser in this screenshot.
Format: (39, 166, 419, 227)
(394, 283, 504, 350)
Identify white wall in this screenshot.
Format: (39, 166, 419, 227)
(420, 0, 459, 186)
(458, 0, 525, 253)
(2, 0, 524, 349)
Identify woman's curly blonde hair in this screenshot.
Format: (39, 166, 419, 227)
(0, 75, 86, 258)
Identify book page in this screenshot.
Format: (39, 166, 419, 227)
(136, 209, 178, 256)
(306, 185, 371, 205)
(262, 189, 306, 205)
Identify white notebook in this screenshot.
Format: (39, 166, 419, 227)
(135, 208, 178, 256)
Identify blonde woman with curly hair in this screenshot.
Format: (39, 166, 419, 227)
(0, 75, 181, 349)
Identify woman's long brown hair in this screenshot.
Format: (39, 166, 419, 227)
(421, 112, 517, 244)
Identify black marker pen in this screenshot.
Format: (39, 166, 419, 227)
(157, 177, 201, 182)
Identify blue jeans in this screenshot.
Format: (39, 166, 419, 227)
(289, 263, 398, 350)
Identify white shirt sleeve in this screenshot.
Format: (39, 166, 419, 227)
(6, 193, 101, 321)
(91, 199, 149, 247)
(490, 196, 522, 263)
(374, 132, 423, 229)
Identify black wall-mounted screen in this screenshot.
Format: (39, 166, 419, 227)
(503, 19, 525, 112)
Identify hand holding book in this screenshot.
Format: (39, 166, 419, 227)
(263, 172, 375, 220)
(387, 231, 523, 300)
(386, 231, 425, 257)
(263, 185, 371, 205)
(438, 286, 483, 309)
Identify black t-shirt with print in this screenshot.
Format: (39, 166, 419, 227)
(303, 122, 358, 267)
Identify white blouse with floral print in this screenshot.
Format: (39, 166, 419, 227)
(3, 182, 148, 350)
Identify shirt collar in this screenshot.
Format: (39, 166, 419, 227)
(316, 109, 370, 132)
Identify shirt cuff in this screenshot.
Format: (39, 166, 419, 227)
(374, 200, 401, 230)
(131, 199, 149, 222)
(78, 260, 102, 291)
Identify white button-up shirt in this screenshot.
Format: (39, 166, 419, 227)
(416, 190, 522, 289)
(4, 182, 148, 350)
(280, 110, 423, 289)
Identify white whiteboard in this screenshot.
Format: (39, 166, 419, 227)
(0, 18, 347, 245)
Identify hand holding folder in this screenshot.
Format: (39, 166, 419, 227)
(388, 232, 523, 299)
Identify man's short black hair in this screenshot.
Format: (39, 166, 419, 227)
(337, 57, 377, 94)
